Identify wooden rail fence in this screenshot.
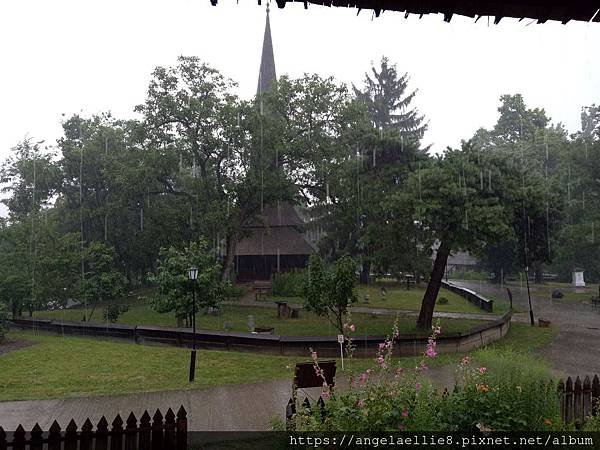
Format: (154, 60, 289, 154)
(559, 374, 600, 426)
(0, 406, 187, 450)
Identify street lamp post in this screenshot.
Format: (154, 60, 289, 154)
(188, 266, 198, 382)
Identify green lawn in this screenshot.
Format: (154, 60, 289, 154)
(34, 303, 489, 337)
(0, 322, 557, 402)
(504, 281, 599, 303)
(265, 285, 502, 314)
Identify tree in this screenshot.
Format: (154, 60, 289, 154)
(81, 241, 127, 321)
(402, 145, 515, 329)
(303, 255, 357, 334)
(150, 238, 224, 325)
(353, 56, 427, 142)
(0, 302, 7, 339)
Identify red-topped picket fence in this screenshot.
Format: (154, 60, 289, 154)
(558, 374, 600, 427)
(0, 406, 187, 450)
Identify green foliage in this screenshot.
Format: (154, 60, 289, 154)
(82, 241, 127, 320)
(272, 270, 305, 297)
(0, 302, 8, 338)
(303, 255, 357, 334)
(102, 303, 129, 323)
(150, 238, 224, 320)
(290, 338, 562, 432)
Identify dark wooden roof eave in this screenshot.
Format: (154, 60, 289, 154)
(211, 0, 600, 24)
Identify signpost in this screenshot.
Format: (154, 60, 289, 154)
(337, 334, 344, 370)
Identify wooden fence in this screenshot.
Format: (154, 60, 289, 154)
(559, 374, 600, 426)
(0, 406, 187, 450)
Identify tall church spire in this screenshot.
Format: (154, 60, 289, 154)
(257, 3, 277, 95)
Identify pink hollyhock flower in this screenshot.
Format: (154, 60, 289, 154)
(311, 351, 318, 361)
(357, 399, 365, 408)
(479, 367, 487, 374)
(402, 409, 409, 417)
(415, 382, 422, 391)
(398, 424, 405, 431)
(461, 356, 470, 366)
(322, 390, 331, 399)
(349, 324, 356, 332)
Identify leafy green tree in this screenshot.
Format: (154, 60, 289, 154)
(0, 220, 31, 317)
(303, 255, 357, 334)
(150, 238, 224, 325)
(81, 241, 127, 321)
(0, 301, 8, 339)
(353, 56, 427, 142)
(403, 145, 515, 329)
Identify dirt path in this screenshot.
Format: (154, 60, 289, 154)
(453, 280, 600, 377)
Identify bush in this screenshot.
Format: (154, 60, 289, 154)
(0, 302, 8, 339)
(285, 322, 563, 432)
(103, 303, 130, 323)
(438, 297, 449, 304)
(272, 270, 305, 297)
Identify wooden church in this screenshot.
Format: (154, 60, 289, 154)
(234, 5, 316, 281)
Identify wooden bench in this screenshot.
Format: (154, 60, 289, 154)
(252, 281, 272, 301)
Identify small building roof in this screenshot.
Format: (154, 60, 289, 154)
(236, 226, 316, 255)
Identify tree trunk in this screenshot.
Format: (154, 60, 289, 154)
(533, 262, 543, 284)
(359, 260, 371, 285)
(221, 233, 238, 283)
(417, 241, 451, 329)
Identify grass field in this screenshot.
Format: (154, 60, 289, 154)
(34, 303, 489, 337)
(503, 281, 599, 303)
(265, 284, 507, 314)
(0, 322, 557, 402)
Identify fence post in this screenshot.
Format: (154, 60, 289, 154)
(12, 425, 26, 450)
(80, 418, 93, 450)
(583, 376, 592, 422)
(48, 420, 62, 450)
(139, 411, 152, 450)
(574, 376, 583, 427)
(176, 406, 187, 450)
(30, 424, 43, 450)
(151, 409, 164, 450)
(125, 412, 138, 450)
(164, 408, 176, 449)
(96, 416, 109, 450)
(110, 414, 124, 450)
(64, 419, 78, 450)
(593, 375, 600, 416)
(0, 427, 6, 450)
(565, 377, 574, 424)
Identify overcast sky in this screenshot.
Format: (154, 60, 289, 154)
(1, 0, 599, 217)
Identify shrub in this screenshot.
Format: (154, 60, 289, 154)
(438, 297, 449, 304)
(0, 302, 8, 339)
(103, 303, 130, 323)
(285, 322, 563, 432)
(272, 270, 305, 297)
